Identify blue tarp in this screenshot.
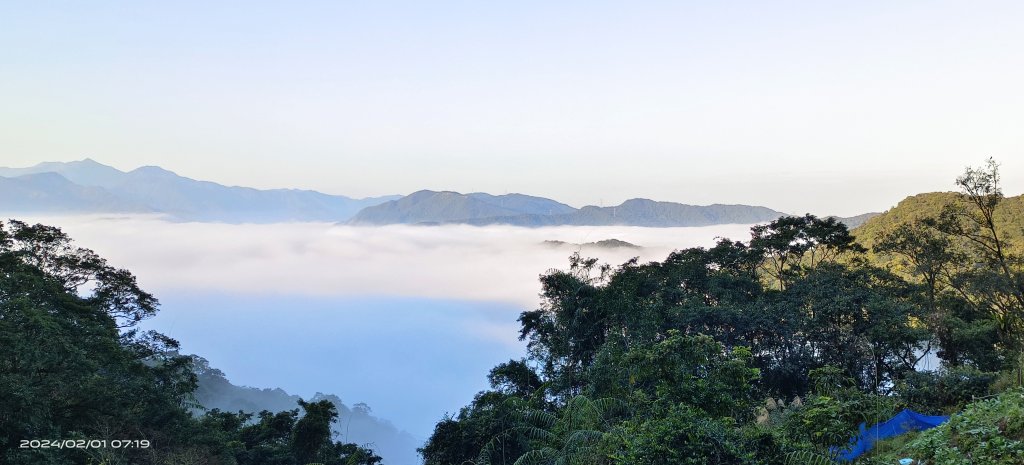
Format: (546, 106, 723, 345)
(833, 409, 949, 461)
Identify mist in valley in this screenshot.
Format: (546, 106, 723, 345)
(4, 213, 759, 464)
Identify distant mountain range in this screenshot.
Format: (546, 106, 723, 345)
(1, 159, 873, 227)
(0, 159, 398, 222)
(348, 190, 790, 227)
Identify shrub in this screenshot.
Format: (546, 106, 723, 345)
(904, 389, 1024, 464)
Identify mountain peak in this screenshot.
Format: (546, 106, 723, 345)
(0, 158, 127, 188)
(130, 165, 177, 176)
(349, 190, 577, 225)
(619, 198, 658, 206)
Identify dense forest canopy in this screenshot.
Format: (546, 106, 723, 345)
(420, 159, 1024, 465)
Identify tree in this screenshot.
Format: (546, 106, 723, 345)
(293, 399, 340, 464)
(874, 221, 1001, 368)
(771, 264, 927, 394)
(589, 331, 759, 421)
(0, 220, 200, 465)
(421, 391, 534, 465)
(4, 220, 159, 328)
(519, 253, 611, 399)
(936, 158, 1024, 343)
(489, 360, 544, 398)
(291, 399, 382, 465)
(749, 215, 865, 290)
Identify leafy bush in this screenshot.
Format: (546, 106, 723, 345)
(896, 366, 997, 414)
(776, 367, 898, 456)
(903, 389, 1024, 464)
(613, 404, 784, 465)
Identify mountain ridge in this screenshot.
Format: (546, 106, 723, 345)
(0, 159, 398, 223)
(3, 159, 877, 228)
(350, 191, 790, 227)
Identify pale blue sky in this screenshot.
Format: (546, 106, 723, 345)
(3, 1, 1023, 215)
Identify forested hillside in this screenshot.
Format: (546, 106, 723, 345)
(191, 356, 421, 465)
(420, 160, 1024, 465)
(0, 220, 384, 465)
(854, 191, 1024, 253)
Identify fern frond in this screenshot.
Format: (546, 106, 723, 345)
(513, 448, 557, 465)
(784, 450, 834, 465)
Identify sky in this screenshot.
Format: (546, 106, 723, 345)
(3, 1, 1024, 216)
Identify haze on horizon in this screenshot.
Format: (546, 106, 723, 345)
(3, 1, 1024, 216)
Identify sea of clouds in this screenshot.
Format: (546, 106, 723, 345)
(6, 214, 759, 307)
(4, 214, 763, 446)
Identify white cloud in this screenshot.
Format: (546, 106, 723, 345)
(4, 214, 758, 307)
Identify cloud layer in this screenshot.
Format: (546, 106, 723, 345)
(7, 214, 758, 307)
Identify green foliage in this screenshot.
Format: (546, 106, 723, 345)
(783, 450, 834, 465)
(859, 431, 920, 463)
(589, 331, 759, 420)
(776, 367, 898, 455)
(3, 219, 160, 326)
(857, 160, 1024, 356)
(518, 220, 927, 401)
(518, 252, 613, 398)
(855, 191, 1024, 261)
(901, 390, 1024, 464)
(613, 404, 784, 465)
(488, 360, 544, 398)
(420, 391, 535, 465)
(293, 400, 341, 465)
(481, 395, 624, 465)
(895, 367, 998, 413)
(750, 214, 865, 290)
(782, 395, 858, 453)
(766, 263, 929, 394)
(0, 220, 198, 464)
